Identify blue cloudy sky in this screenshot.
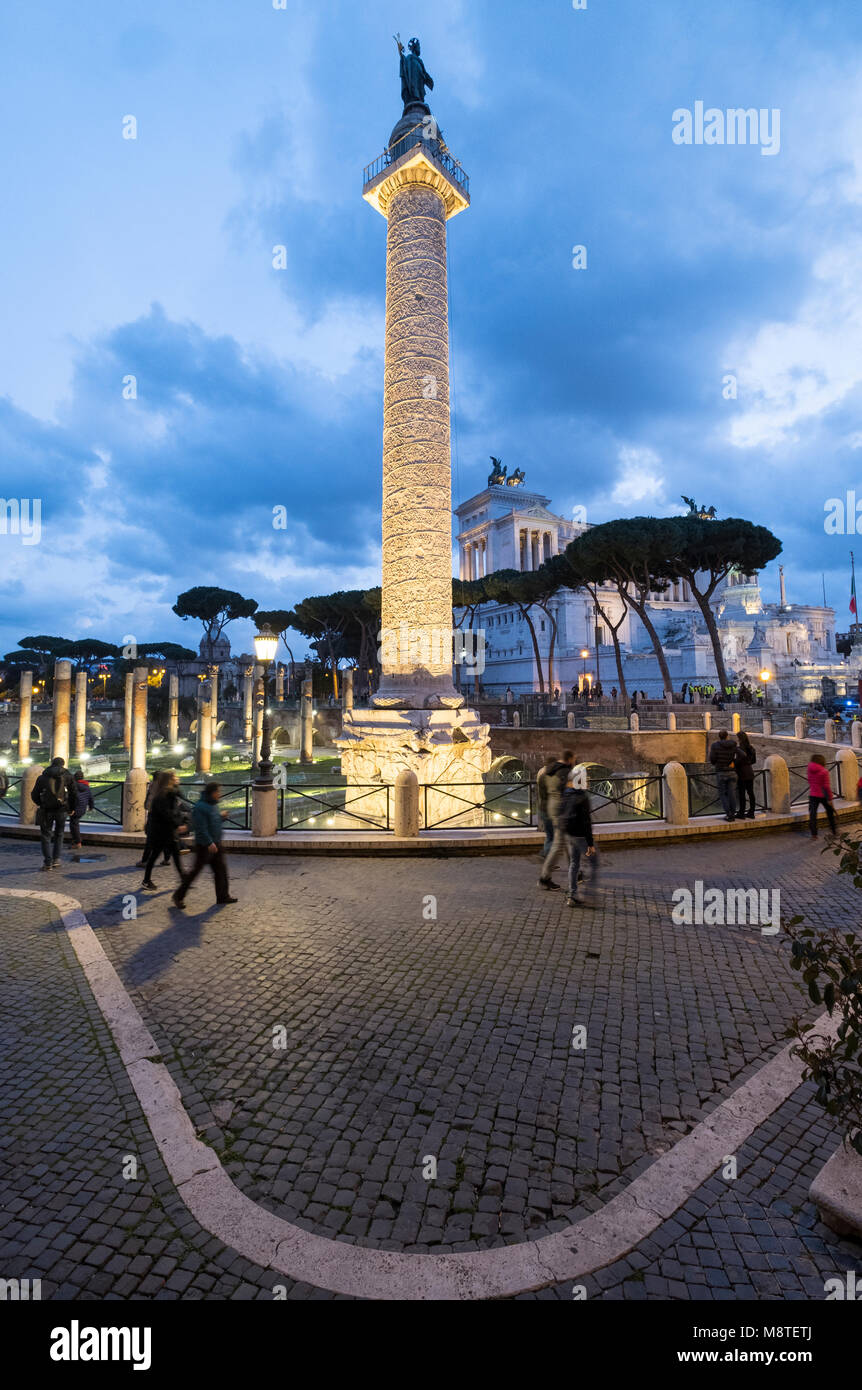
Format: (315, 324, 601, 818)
(2, 0, 862, 658)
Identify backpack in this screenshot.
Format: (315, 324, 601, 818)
(39, 770, 68, 812)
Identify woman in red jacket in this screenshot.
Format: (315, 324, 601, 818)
(807, 754, 836, 838)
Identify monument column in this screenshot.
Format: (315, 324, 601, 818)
(196, 679, 212, 775)
(74, 669, 87, 755)
(18, 671, 33, 762)
(122, 666, 149, 832)
(51, 659, 72, 762)
(337, 47, 490, 822)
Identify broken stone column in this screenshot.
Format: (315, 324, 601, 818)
(168, 674, 179, 746)
(243, 666, 254, 743)
(301, 679, 313, 764)
(74, 669, 87, 755)
(122, 666, 149, 832)
(196, 679, 212, 775)
(124, 672, 134, 752)
(210, 665, 219, 746)
(17, 671, 32, 762)
(51, 659, 72, 763)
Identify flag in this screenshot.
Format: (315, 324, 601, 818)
(852, 569, 858, 617)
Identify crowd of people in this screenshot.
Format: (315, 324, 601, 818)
(27, 757, 237, 907)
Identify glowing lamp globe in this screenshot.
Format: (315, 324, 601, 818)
(254, 625, 278, 665)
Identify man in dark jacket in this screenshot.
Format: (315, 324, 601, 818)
(560, 776, 598, 907)
(537, 751, 576, 884)
(709, 729, 739, 820)
(31, 756, 75, 869)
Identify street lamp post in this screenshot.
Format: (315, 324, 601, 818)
(580, 647, 590, 695)
(760, 669, 772, 707)
(253, 625, 279, 783)
(251, 625, 280, 839)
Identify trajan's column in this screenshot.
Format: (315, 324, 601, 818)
(338, 37, 490, 823)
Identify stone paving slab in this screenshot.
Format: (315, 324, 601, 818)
(2, 827, 860, 1268)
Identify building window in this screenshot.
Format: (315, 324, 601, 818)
(596, 625, 606, 646)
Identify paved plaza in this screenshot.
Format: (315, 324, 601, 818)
(1, 828, 861, 1300)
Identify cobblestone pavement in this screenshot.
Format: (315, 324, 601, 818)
(0, 827, 860, 1298)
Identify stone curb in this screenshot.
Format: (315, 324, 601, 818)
(2, 888, 838, 1299)
(1, 800, 855, 857)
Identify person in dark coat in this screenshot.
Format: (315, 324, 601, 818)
(140, 772, 188, 890)
(709, 729, 739, 820)
(31, 756, 75, 869)
(559, 773, 598, 908)
(69, 768, 94, 847)
(734, 731, 757, 820)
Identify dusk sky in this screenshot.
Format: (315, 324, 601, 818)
(2, 0, 862, 658)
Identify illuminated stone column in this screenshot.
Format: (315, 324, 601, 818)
(275, 666, 284, 703)
(51, 659, 72, 762)
(337, 113, 490, 824)
(130, 667, 148, 770)
(343, 668, 354, 712)
(252, 667, 264, 770)
(301, 679, 313, 764)
(196, 680, 212, 775)
(123, 672, 133, 752)
(123, 666, 148, 832)
(243, 667, 254, 743)
(74, 669, 87, 755)
(209, 665, 219, 745)
(168, 674, 179, 746)
(17, 671, 32, 762)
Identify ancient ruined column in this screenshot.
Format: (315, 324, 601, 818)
(196, 680, 212, 775)
(210, 665, 219, 745)
(74, 669, 87, 755)
(276, 666, 284, 704)
(123, 672, 134, 752)
(122, 666, 149, 832)
(252, 668, 264, 770)
(17, 671, 32, 762)
(168, 674, 179, 746)
(51, 659, 72, 762)
(130, 666, 148, 770)
(243, 667, 254, 743)
(301, 678, 313, 764)
(343, 668, 354, 712)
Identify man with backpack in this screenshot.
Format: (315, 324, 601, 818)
(559, 769, 598, 908)
(31, 756, 75, 870)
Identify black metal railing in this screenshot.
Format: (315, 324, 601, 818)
(788, 761, 842, 807)
(0, 775, 22, 819)
(587, 775, 664, 822)
(422, 782, 534, 831)
(363, 124, 469, 196)
(177, 781, 251, 831)
(687, 770, 768, 817)
(279, 784, 390, 832)
(83, 781, 125, 825)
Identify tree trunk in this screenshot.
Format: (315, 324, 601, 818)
(625, 592, 674, 696)
(692, 586, 730, 695)
(540, 603, 558, 692)
(518, 606, 545, 694)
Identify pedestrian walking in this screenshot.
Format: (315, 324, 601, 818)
(536, 754, 567, 858)
(172, 782, 237, 908)
(135, 771, 162, 869)
(31, 756, 75, 870)
(807, 753, 837, 838)
(559, 772, 598, 908)
(734, 731, 757, 820)
(709, 728, 739, 821)
(140, 771, 188, 891)
(537, 751, 577, 889)
(69, 768, 94, 847)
